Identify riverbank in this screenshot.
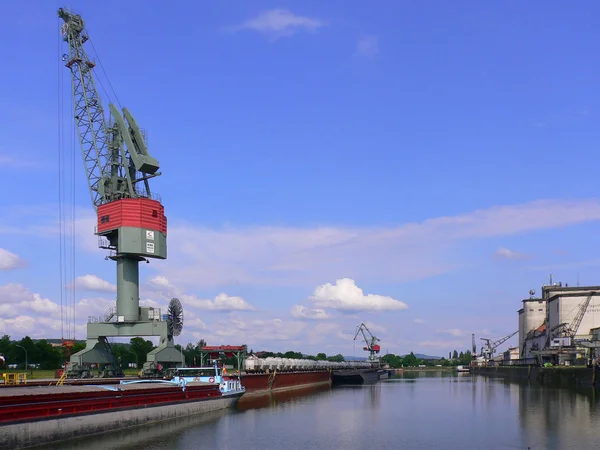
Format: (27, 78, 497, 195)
(472, 365, 600, 390)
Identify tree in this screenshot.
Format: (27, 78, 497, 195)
(195, 339, 206, 352)
(326, 354, 345, 362)
(316, 353, 327, 361)
(452, 350, 459, 360)
(130, 338, 155, 365)
(404, 352, 418, 367)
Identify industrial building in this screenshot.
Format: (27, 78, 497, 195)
(517, 280, 600, 365)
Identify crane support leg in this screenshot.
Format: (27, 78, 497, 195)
(68, 337, 115, 378)
(143, 335, 184, 377)
(66, 319, 182, 379)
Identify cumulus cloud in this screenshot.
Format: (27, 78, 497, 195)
(0, 284, 60, 319)
(309, 278, 408, 312)
(74, 274, 116, 292)
(494, 247, 529, 260)
(229, 9, 324, 39)
(0, 248, 26, 270)
(355, 36, 379, 57)
(148, 276, 256, 312)
(290, 305, 330, 320)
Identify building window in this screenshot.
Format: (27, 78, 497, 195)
(538, 309, 543, 311)
(529, 309, 534, 312)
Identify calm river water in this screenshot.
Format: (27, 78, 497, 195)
(51, 371, 600, 450)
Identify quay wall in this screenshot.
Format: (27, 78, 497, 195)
(473, 366, 600, 390)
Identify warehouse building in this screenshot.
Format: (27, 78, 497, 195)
(518, 282, 600, 363)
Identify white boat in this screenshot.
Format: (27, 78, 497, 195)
(166, 362, 246, 397)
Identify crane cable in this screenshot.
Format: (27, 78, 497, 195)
(57, 19, 65, 341)
(57, 17, 77, 342)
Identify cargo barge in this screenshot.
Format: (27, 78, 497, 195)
(240, 370, 331, 393)
(0, 381, 243, 449)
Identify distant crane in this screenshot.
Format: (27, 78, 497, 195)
(480, 331, 518, 361)
(354, 323, 381, 365)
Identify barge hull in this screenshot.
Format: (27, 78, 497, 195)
(0, 384, 242, 450)
(240, 370, 331, 393)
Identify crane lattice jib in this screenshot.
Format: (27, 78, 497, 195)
(354, 323, 381, 354)
(566, 293, 595, 338)
(58, 8, 111, 210)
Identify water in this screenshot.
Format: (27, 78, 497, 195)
(50, 372, 600, 450)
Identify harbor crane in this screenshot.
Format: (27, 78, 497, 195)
(545, 292, 595, 348)
(480, 331, 518, 361)
(354, 323, 381, 365)
(58, 7, 184, 378)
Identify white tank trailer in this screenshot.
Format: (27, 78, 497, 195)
(243, 355, 372, 373)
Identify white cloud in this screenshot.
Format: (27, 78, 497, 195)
(74, 274, 116, 292)
(494, 247, 529, 260)
(0, 284, 60, 318)
(231, 9, 324, 38)
(0, 248, 26, 270)
(207, 315, 307, 345)
(142, 198, 600, 288)
(310, 278, 408, 312)
(355, 36, 379, 57)
(437, 328, 469, 337)
(418, 340, 467, 350)
(290, 304, 330, 320)
(413, 318, 426, 324)
(0, 152, 41, 170)
(6, 198, 600, 289)
(149, 276, 256, 312)
(362, 322, 386, 334)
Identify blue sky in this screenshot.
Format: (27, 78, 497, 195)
(2, 1, 600, 358)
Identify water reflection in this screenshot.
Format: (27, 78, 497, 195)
(37, 371, 600, 450)
(237, 383, 331, 411)
(42, 409, 229, 450)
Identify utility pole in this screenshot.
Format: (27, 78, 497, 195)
(15, 345, 28, 372)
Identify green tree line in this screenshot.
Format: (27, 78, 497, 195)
(0, 335, 350, 371)
(381, 350, 473, 368)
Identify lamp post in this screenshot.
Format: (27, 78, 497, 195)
(15, 345, 28, 372)
(129, 350, 139, 369)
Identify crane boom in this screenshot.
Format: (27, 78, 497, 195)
(565, 293, 594, 338)
(480, 331, 518, 360)
(58, 8, 161, 210)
